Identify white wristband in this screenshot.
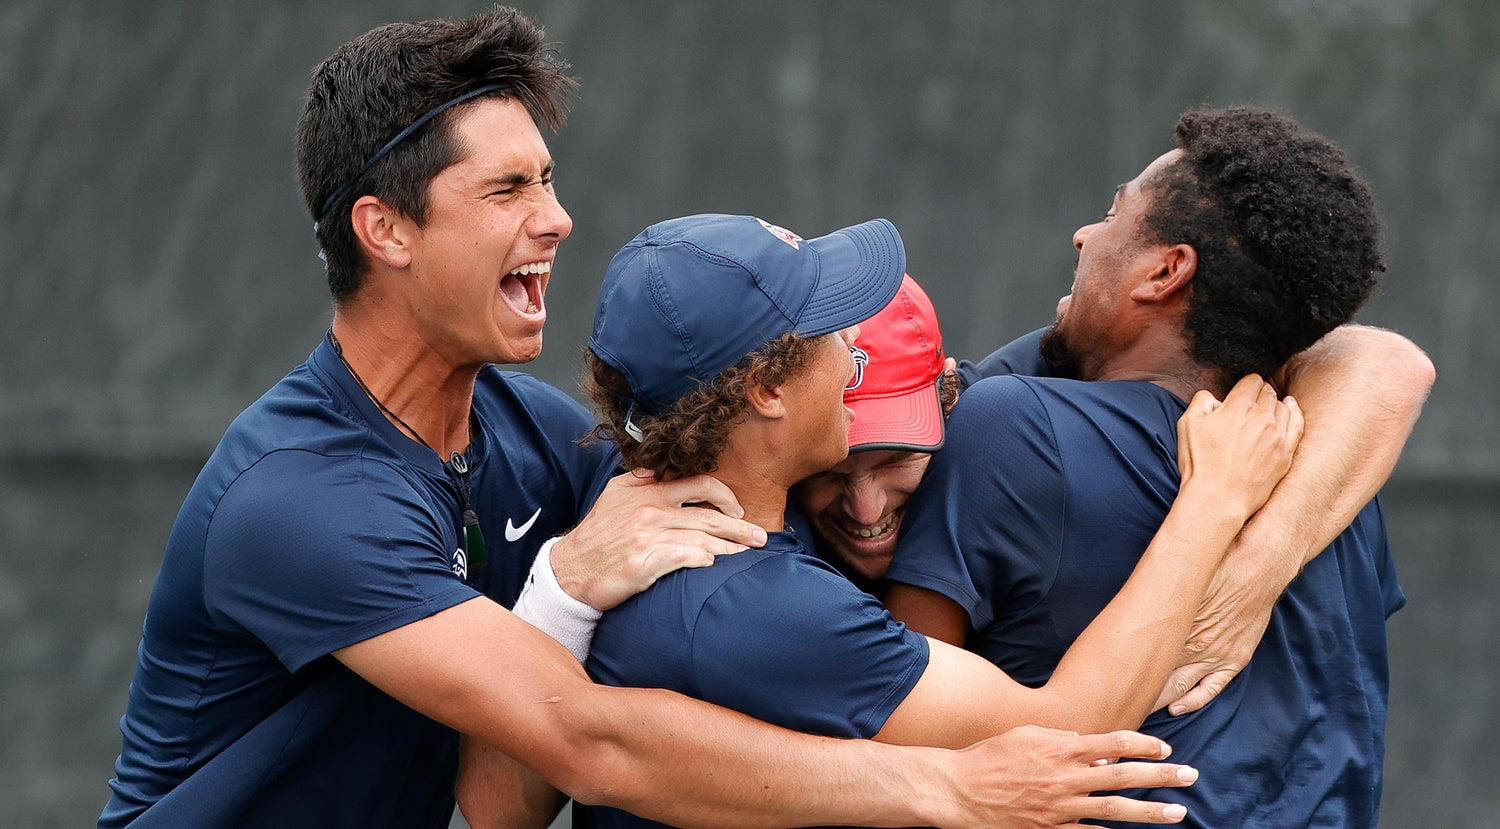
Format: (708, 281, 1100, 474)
(511, 536, 602, 662)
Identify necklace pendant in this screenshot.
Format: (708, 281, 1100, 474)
(463, 509, 488, 569)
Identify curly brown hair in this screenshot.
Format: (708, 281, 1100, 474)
(937, 368, 960, 417)
(584, 333, 821, 479)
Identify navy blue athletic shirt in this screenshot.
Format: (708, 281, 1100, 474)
(579, 530, 930, 829)
(101, 334, 616, 828)
(893, 330, 1404, 828)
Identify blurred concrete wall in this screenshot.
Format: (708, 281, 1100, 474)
(2, 1, 1495, 825)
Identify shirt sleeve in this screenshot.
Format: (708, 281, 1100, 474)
(886, 376, 1067, 633)
(955, 327, 1053, 388)
(690, 554, 930, 739)
(202, 450, 478, 672)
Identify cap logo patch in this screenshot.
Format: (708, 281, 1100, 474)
(756, 218, 802, 250)
(846, 345, 870, 391)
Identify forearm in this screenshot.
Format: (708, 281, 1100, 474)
(1251, 325, 1433, 581)
(343, 597, 952, 828)
(456, 735, 565, 829)
(1040, 485, 1248, 733)
(554, 685, 960, 828)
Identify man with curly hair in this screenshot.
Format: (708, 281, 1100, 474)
(565, 212, 1307, 829)
(886, 107, 1414, 827)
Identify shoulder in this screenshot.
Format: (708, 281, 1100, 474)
(957, 328, 1051, 386)
(477, 368, 592, 425)
(207, 450, 442, 571)
(694, 543, 893, 638)
(216, 359, 386, 466)
(475, 369, 614, 461)
(945, 375, 1059, 453)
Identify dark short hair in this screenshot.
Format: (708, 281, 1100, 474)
(294, 7, 576, 302)
(1142, 106, 1384, 378)
(583, 334, 821, 479)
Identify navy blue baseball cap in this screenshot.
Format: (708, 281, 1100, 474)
(589, 213, 906, 414)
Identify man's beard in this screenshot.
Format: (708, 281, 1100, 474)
(1039, 321, 1082, 380)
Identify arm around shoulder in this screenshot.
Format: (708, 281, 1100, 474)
(1157, 325, 1433, 714)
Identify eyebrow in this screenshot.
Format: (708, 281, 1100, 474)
(479, 161, 555, 191)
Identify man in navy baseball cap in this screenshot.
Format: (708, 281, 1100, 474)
(589, 213, 904, 422)
(561, 212, 1306, 829)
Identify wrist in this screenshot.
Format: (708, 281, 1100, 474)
(511, 537, 603, 662)
(1172, 481, 1253, 534)
(889, 744, 964, 828)
(1226, 522, 1308, 594)
(547, 534, 597, 609)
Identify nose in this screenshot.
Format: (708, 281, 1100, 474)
(1073, 222, 1098, 251)
(843, 477, 887, 526)
(531, 186, 573, 242)
(841, 324, 861, 346)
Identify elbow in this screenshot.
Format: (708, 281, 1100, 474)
(1365, 326, 1436, 395)
(523, 688, 638, 810)
(1315, 325, 1437, 405)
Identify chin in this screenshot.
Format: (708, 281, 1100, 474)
(489, 331, 544, 366)
(832, 547, 894, 583)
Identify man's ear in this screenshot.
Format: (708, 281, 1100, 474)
(744, 378, 787, 420)
(1131, 243, 1197, 304)
(349, 195, 415, 269)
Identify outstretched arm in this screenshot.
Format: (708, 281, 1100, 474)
(1158, 325, 1434, 714)
(339, 596, 1195, 828)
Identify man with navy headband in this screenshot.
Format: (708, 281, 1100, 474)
(886, 107, 1420, 827)
(100, 9, 1215, 829)
(555, 212, 1309, 829)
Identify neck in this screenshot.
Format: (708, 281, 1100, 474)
(1085, 322, 1228, 401)
(330, 309, 478, 459)
(708, 465, 790, 533)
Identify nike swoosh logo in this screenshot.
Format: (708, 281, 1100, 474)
(504, 508, 542, 542)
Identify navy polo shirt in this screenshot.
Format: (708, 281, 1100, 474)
(101, 334, 616, 828)
(579, 531, 930, 829)
(890, 332, 1404, 827)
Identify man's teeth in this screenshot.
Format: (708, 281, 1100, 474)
(844, 514, 899, 539)
(525, 301, 539, 313)
(509, 262, 551, 276)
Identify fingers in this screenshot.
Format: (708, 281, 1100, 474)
(1082, 759, 1198, 794)
(1071, 791, 1191, 824)
(1071, 730, 1173, 763)
(655, 504, 766, 549)
(1155, 664, 1209, 712)
(1282, 394, 1304, 443)
(655, 473, 746, 519)
(1223, 373, 1269, 406)
(603, 472, 766, 547)
(1183, 388, 1221, 418)
(1167, 668, 1237, 716)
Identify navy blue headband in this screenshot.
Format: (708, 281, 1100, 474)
(316, 82, 508, 221)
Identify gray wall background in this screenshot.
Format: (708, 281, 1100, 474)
(2, 1, 1496, 826)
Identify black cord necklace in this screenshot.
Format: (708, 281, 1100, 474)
(330, 331, 488, 571)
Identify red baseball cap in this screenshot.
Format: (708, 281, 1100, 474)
(845, 273, 946, 452)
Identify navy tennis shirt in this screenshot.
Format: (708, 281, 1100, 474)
(101, 334, 616, 828)
(890, 330, 1404, 828)
(578, 530, 930, 829)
